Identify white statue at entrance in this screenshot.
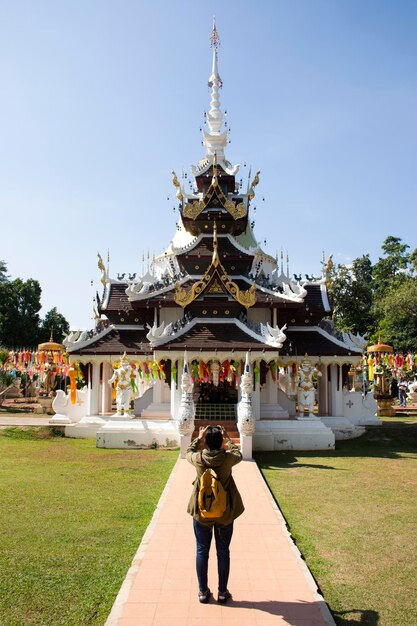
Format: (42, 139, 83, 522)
(297, 355, 321, 418)
(237, 353, 255, 436)
(108, 353, 133, 416)
(177, 353, 195, 436)
(210, 361, 220, 387)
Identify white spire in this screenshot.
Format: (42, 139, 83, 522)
(203, 17, 228, 159)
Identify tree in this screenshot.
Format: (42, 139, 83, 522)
(38, 307, 70, 344)
(372, 236, 410, 301)
(378, 277, 417, 352)
(0, 260, 9, 283)
(0, 262, 70, 348)
(0, 278, 42, 347)
(328, 254, 374, 336)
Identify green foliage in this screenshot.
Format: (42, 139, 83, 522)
(378, 277, 417, 352)
(38, 307, 70, 344)
(328, 254, 374, 336)
(0, 264, 70, 348)
(372, 236, 411, 300)
(0, 350, 9, 367)
(0, 260, 9, 283)
(329, 236, 417, 350)
(0, 277, 42, 347)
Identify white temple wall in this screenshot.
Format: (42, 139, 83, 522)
(277, 389, 296, 416)
(153, 379, 164, 403)
(162, 380, 171, 403)
(134, 387, 153, 416)
(260, 375, 278, 405)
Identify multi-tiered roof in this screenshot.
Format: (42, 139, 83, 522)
(67, 21, 360, 360)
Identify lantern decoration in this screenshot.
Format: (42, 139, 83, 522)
(68, 363, 77, 405)
(367, 341, 395, 417)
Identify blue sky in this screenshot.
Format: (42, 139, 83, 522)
(1, 0, 416, 329)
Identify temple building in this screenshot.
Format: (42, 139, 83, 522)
(61, 22, 378, 450)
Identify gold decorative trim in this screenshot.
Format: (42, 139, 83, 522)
(183, 199, 205, 219)
(224, 199, 246, 219)
(182, 153, 247, 221)
(174, 222, 257, 309)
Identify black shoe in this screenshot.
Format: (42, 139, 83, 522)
(217, 589, 231, 603)
(198, 588, 211, 603)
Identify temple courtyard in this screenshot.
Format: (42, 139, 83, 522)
(0, 420, 416, 626)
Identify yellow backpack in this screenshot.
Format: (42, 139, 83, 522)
(198, 468, 227, 519)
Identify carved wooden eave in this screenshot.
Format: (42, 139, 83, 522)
(174, 224, 256, 308)
(183, 156, 246, 221)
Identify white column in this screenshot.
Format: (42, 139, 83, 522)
(317, 364, 328, 416)
(252, 360, 261, 420)
(102, 361, 113, 415)
(329, 364, 343, 416)
(240, 435, 253, 460)
(171, 360, 181, 420)
(87, 362, 100, 416)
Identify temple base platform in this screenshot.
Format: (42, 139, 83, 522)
(253, 419, 335, 451)
(62, 414, 382, 452)
(95, 419, 180, 449)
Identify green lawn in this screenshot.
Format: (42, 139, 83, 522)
(256, 426, 417, 626)
(0, 428, 178, 626)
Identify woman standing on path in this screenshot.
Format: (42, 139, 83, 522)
(186, 424, 244, 604)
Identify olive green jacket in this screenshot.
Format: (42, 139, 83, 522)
(186, 437, 244, 526)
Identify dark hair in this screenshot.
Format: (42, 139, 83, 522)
(205, 426, 223, 450)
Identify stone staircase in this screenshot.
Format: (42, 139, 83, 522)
(192, 416, 240, 446)
(195, 403, 237, 422)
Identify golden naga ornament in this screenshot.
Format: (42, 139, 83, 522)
(97, 252, 107, 286)
(171, 171, 183, 201)
(248, 170, 261, 200)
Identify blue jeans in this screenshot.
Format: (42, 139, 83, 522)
(193, 519, 234, 593)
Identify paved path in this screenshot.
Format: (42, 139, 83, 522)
(0, 416, 52, 426)
(106, 458, 335, 626)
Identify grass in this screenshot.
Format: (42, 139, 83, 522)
(255, 426, 417, 626)
(0, 428, 178, 626)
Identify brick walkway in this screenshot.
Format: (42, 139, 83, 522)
(105, 458, 335, 626)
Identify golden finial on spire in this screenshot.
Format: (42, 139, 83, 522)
(210, 16, 220, 49)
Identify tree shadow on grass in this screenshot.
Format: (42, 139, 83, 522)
(254, 426, 417, 469)
(255, 455, 342, 471)
(333, 608, 379, 625)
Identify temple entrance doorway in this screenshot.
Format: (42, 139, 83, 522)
(194, 381, 238, 422)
